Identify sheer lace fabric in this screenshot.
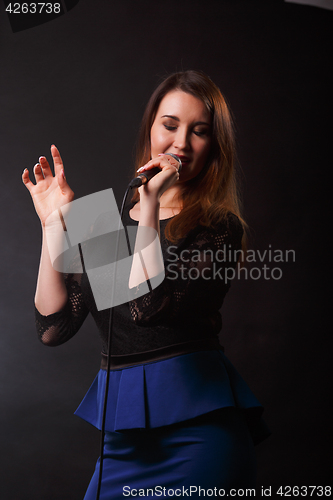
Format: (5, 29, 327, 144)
(35, 206, 243, 356)
(128, 221, 242, 326)
(35, 273, 89, 346)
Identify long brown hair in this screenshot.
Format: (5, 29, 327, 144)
(131, 70, 246, 247)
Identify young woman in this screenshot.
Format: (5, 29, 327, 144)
(23, 70, 269, 499)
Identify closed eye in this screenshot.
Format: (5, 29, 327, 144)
(193, 129, 209, 137)
(164, 124, 177, 131)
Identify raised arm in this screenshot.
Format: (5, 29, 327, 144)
(22, 145, 75, 316)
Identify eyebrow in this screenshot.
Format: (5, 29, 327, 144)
(161, 115, 210, 126)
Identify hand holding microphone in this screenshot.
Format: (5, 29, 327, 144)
(129, 153, 182, 189)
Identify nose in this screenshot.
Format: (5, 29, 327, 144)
(173, 127, 190, 151)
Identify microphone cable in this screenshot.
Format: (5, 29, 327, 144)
(95, 183, 132, 500)
(95, 153, 181, 500)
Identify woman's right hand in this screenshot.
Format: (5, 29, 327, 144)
(22, 145, 74, 227)
(136, 154, 180, 202)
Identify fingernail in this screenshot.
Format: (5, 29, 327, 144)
(158, 154, 165, 156)
(39, 156, 45, 162)
(23, 168, 27, 173)
(137, 166, 145, 172)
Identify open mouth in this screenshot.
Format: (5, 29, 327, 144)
(174, 155, 191, 166)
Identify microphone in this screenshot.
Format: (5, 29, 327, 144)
(129, 153, 182, 189)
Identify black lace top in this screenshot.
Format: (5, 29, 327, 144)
(35, 203, 243, 357)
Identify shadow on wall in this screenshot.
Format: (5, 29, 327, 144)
(284, 0, 333, 11)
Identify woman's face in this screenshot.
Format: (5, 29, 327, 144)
(150, 90, 212, 182)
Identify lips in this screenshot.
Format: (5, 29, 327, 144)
(173, 155, 191, 166)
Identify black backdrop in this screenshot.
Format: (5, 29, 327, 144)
(0, 1, 331, 499)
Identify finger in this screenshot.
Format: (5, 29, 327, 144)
(33, 163, 45, 182)
(159, 153, 181, 171)
(137, 156, 176, 173)
(39, 156, 53, 178)
(22, 168, 33, 190)
(51, 144, 64, 176)
(137, 156, 165, 172)
(155, 155, 179, 171)
(57, 167, 73, 198)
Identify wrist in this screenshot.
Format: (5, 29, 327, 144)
(137, 196, 160, 232)
(139, 192, 160, 212)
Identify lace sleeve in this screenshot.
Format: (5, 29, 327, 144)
(35, 273, 89, 346)
(129, 215, 243, 326)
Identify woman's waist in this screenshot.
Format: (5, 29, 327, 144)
(100, 337, 223, 370)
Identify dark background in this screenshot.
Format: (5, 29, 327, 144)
(0, 1, 331, 499)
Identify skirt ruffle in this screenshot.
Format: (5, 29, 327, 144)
(74, 350, 270, 445)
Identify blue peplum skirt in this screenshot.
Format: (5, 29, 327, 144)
(75, 350, 270, 499)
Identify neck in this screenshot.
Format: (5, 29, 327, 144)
(159, 186, 182, 209)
